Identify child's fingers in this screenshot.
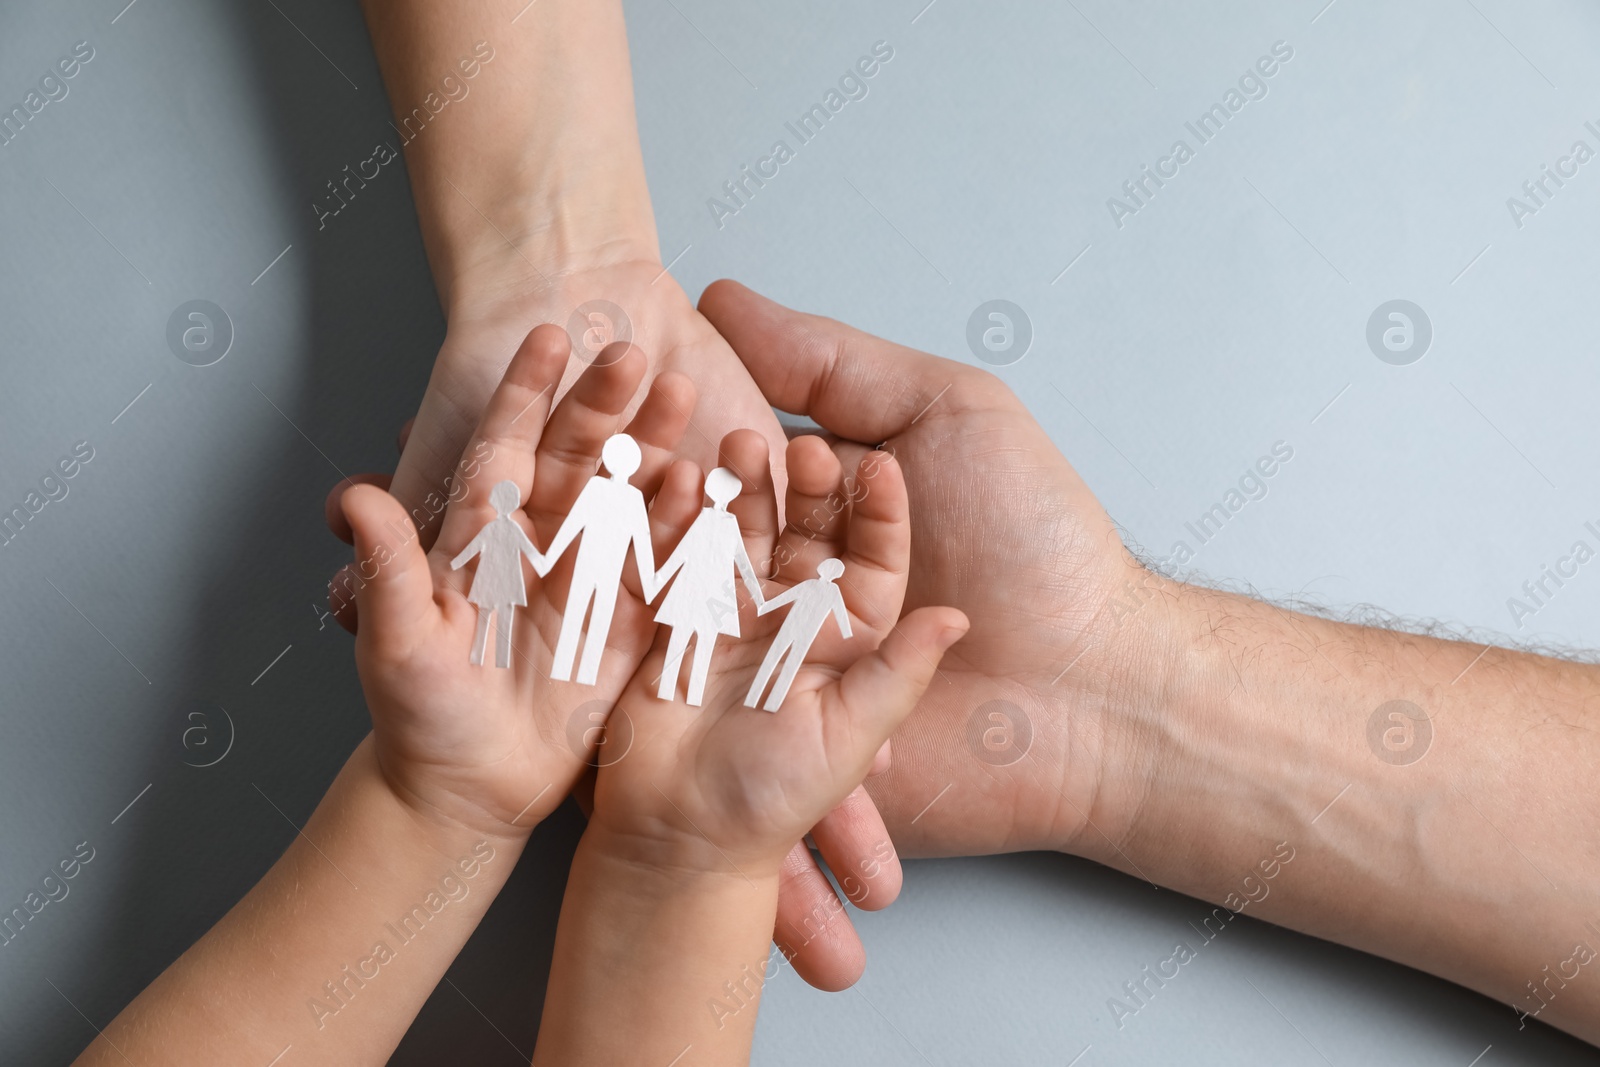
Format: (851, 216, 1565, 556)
(809, 786, 903, 912)
(719, 429, 778, 578)
(433, 325, 569, 552)
(774, 435, 847, 584)
(830, 606, 968, 749)
(527, 342, 648, 536)
(623, 459, 702, 603)
(623, 371, 697, 502)
(325, 472, 392, 545)
(773, 840, 866, 992)
(342, 484, 438, 661)
(835, 450, 912, 633)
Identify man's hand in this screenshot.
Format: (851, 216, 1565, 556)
(700, 279, 1158, 865)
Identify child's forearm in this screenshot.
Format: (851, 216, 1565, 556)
(75, 736, 530, 1066)
(534, 828, 780, 1066)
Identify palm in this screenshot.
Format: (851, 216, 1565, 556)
(697, 280, 1150, 862)
(394, 258, 787, 541)
(350, 326, 703, 838)
(597, 583, 886, 858)
(855, 391, 1134, 857)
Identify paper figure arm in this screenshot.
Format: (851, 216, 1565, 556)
(513, 523, 548, 576)
(626, 493, 659, 601)
(450, 528, 489, 572)
(829, 586, 853, 640)
(731, 537, 764, 609)
(649, 536, 688, 605)
(540, 480, 596, 569)
(755, 583, 801, 617)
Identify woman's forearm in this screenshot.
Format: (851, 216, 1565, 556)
(357, 0, 658, 304)
(77, 736, 529, 1066)
(535, 828, 779, 1066)
(1102, 581, 1600, 1041)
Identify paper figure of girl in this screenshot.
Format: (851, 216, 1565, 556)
(649, 467, 765, 706)
(450, 479, 545, 668)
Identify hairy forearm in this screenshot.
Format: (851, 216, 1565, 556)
(1108, 581, 1600, 1042)
(77, 737, 529, 1066)
(535, 829, 779, 1066)
(357, 0, 657, 304)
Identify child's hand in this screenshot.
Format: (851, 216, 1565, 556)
(586, 434, 968, 876)
(341, 324, 697, 841)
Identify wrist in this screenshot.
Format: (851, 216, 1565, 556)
(579, 818, 786, 890)
(361, 734, 536, 857)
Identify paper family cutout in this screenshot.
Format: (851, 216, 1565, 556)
(451, 433, 851, 711)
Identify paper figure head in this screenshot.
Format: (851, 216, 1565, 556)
(705, 467, 741, 509)
(601, 433, 641, 479)
(489, 479, 520, 516)
(817, 557, 844, 580)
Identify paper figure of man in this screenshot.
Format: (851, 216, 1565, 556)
(745, 557, 853, 712)
(540, 433, 656, 685)
(649, 468, 765, 706)
(451, 480, 546, 668)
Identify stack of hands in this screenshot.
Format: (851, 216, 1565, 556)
(72, 2, 1600, 1063)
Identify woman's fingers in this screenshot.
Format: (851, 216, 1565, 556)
(433, 325, 570, 553)
(342, 484, 438, 662)
(809, 786, 903, 912)
(527, 341, 648, 538)
(626, 459, 702, 605)
(773, 839, 866, 992)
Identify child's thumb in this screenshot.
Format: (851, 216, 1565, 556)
(835, 607, 968, 742)
(341, 483, 435, 658)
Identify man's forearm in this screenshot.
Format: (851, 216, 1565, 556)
(77, 737, 529, 1066)
(358, 0, 657, 305)
(1104, 581, 1600, 1041)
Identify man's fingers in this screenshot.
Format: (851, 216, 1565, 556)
(341, 484, 437, 660)
(810, 786, 903, 912)
(325, 473, 393, 545)
(774, 839, 866, 992)
(699, 279, 976, 443)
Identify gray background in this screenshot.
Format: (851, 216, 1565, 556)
(1, 0, 1597, 1063)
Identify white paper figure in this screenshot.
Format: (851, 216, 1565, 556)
(649, 468, 765, 706)
(539, 433, 656, 685)
(744, 557, 853, 712)
(451, 480, 545, 668)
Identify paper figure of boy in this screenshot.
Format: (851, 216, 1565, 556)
(540, 433, 656, 685)
(744, 557, 852, 712)
(451, 480, 546, 668)
(649, 468, 765, 706)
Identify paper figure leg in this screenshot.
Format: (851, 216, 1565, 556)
(494, 605, 514, 669)
(744, 638, 791, 709)
(685, 630, 717, 707)
(575, 585, 617, 686)
(470, 606, 492, 666)
(658, 627, 690, 701)
(763, 645, 806, 712)
(551, 582, 596, 682)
